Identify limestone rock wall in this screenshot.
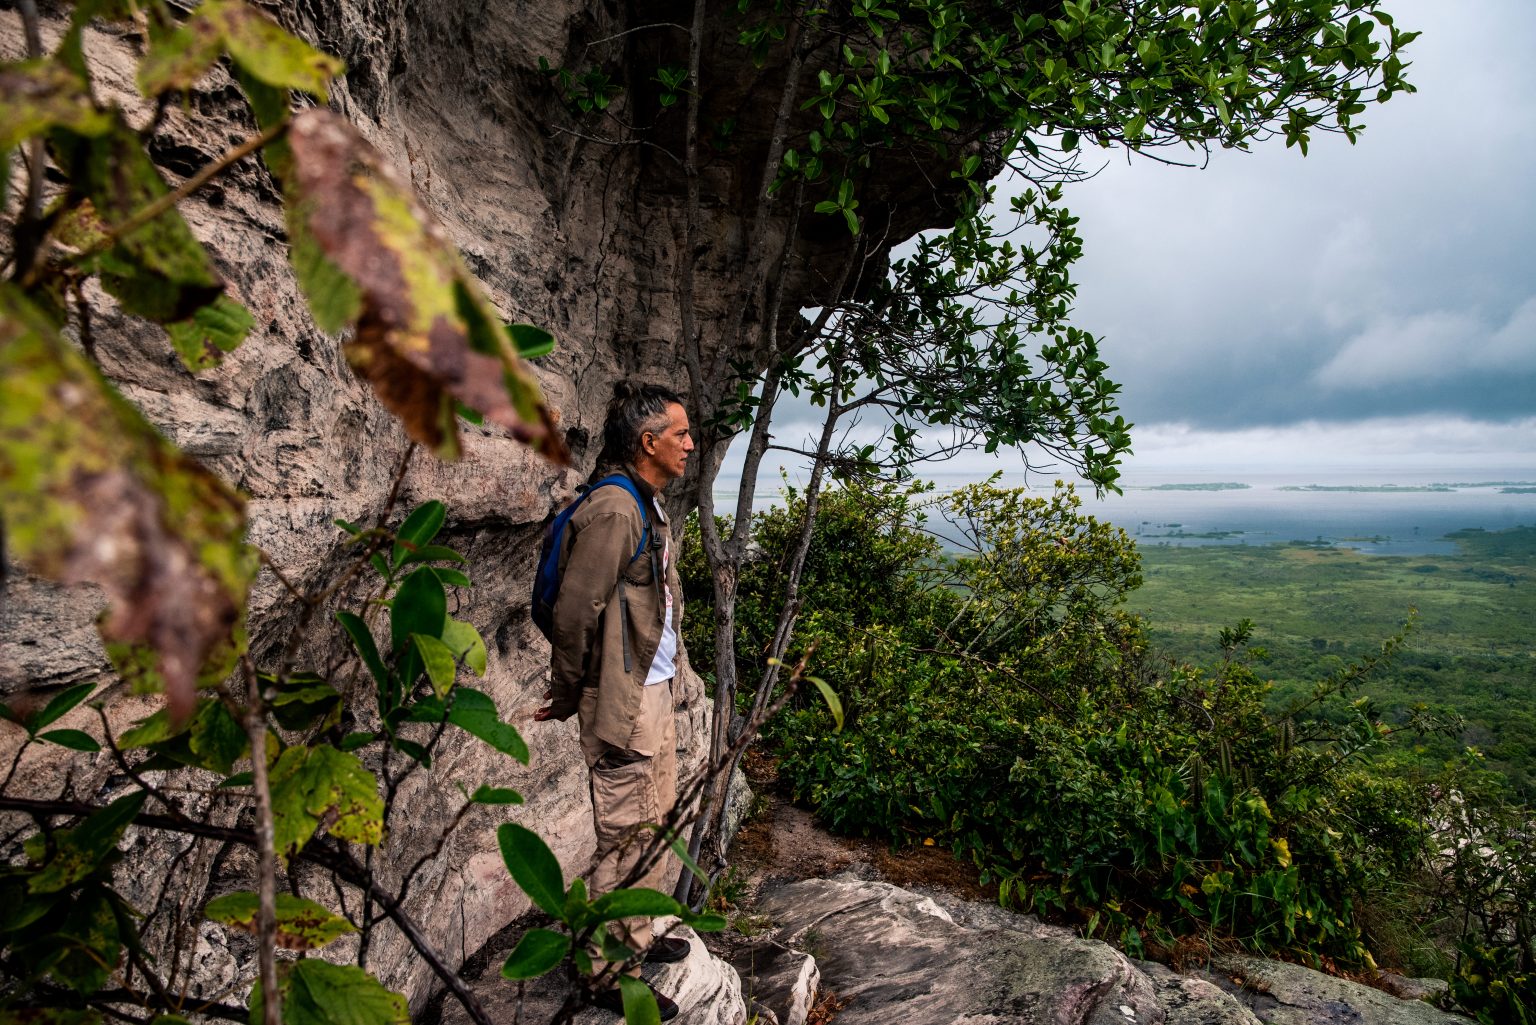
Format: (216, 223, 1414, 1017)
(1, 0, 973, 1011)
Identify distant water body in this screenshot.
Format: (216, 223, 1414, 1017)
(717, 470, 1536, 557)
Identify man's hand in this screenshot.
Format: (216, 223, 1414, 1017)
(533, 688, 556, 721)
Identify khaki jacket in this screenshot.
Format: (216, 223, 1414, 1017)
(546, 469, 682, 748)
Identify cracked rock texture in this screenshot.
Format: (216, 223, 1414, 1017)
(752, 876, 1467, 1025)
(443, 922, 745, 1025)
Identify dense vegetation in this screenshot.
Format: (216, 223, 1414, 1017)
(682, 483, 1536, 1022)
(1129, 527, 1536, 795)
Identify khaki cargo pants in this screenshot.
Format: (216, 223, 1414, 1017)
(578, 679, 677, 979)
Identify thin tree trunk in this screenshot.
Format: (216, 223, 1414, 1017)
(241, 660, 282, 1025)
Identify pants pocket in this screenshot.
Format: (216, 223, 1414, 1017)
(590, 754, 660, 848)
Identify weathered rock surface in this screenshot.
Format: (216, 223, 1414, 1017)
(759, 876, 1162, 1024)
(724, 940, 819, 1025)
(442, 922, 745, 1025)
(1199, 956, 1465, 1025)
(752, 876, 1467, 1025)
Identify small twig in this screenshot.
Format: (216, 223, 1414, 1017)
(240, 656, 281, 1025)
(12, 0, 48, 280)
(73, 277, 99, 363)
(0, 736, 33, 796)
(97, 707, 193, 822)
(29, 120, 290, 288)
(583, 22, 690, 48)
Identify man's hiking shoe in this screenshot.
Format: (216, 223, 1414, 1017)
(593, 982, 679, 1021)
(645, 937, 692, 964)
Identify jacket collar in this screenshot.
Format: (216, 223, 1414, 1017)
(598, 463, 667, 524)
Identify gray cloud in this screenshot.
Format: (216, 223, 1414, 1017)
(1041, 0, 1536, 436)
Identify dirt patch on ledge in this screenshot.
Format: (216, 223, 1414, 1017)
(727, 792, 997, 905)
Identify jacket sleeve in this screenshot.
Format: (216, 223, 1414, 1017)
(545, 506, 642, 719)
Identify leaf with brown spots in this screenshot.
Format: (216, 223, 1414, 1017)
(51, 118, 224, 323)
(137, 0, 343, 100)
(0, 285, 255, 723)
(283, 109, 567, 463)
(205, 892, 356, 951)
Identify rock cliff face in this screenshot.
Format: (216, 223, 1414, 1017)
(1, 0, 975, 1013)
(0, 0, 897, 1008)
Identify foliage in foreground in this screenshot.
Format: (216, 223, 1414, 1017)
(1, 503, 716, 1025)
(686, 480, 1535, 1014)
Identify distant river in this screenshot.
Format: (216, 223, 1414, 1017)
(717, 470, 1536, 557)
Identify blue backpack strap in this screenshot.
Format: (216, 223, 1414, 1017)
(531, 473, 651, 642)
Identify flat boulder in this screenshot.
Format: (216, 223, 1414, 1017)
(755, 875, 1468, 1025)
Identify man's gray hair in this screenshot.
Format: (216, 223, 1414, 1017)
(601, 381, 685, 464)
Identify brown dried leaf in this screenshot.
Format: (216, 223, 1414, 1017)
(0, 286, 253, 722)
(284, 109, 566, 463)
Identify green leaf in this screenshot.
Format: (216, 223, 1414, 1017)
(28, 792, 146, 894)
(600, 931, 635, 964)
(449, 688, 528, 762)
(412, 633, 458, 698)
(136, 13, 224, 95)
(619, 976, 662, 1025)
(123, 699, 245, 773)
(663, 829, 709, 888)
(213, 0, 344, 98)
(392, 501, 446, 567)
(339, 731, 375, 752)
(205, 891, 356, 950)
(390, 567, 446, 656)
(57, 120, 225, 322)
(268, 746, 384, 864)
(562, 877, 592, 931)
(807, 675, 845, 733)
(38, 728, 101, 753)
(218, 771, 254, 788)
(497, 822, 565, 919)
(43, 884, 122, 992)
(281, 156, 364, 332)
(118, 708, 181, 749)
(0, 286, 252, 725)
(591, 888, 681, 924)
(442, 618, 487, 675)
(187, 698, 247, 774)
(282, 109, 565, 462)
(164, 294, 254, 371)
(337, 611, 388, 688)
(392, 736, 430, 765)
(432, 567, 474, 589)
(500, 927, 568, 979)
(400, 544, 467, 566)
(251, 959, 407, 1025)
(507, 323, 556, 359)
(267, 673, 344, 732)
(470, 784, 523, 805)
(679, 909, 727, 932)
(0, 60, 112, 150)
(28, 681, 97, 733)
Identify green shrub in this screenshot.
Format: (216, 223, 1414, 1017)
(698, 479, 1439, 966)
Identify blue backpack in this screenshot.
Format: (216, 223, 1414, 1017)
(531, 473, 650, 641)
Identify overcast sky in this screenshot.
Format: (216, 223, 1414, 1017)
(1037, 0, 1536, 478)
(727, 0, 1536, 488)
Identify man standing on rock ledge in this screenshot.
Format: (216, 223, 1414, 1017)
(535, 381, 694, 1021)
